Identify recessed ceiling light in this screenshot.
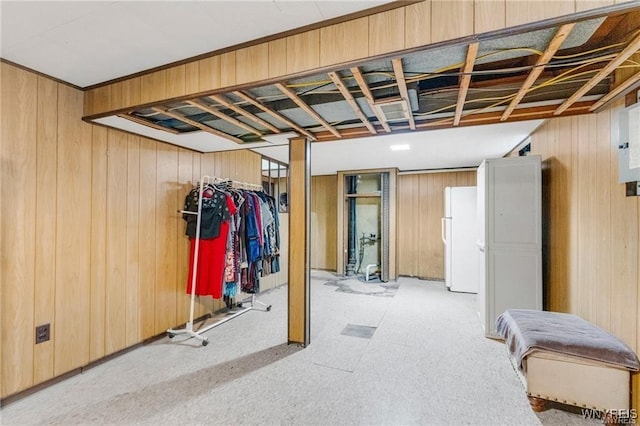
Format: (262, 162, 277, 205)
(390, 144, 410, 151)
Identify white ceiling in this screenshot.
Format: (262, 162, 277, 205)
(1, 0, 391, 87)
(253, 119, 544, 175)
(1, 0, 546, 173)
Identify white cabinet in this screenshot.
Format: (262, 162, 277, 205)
(477, 156, 542, 337)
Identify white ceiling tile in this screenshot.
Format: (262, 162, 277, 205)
(1, 1, 114, 50)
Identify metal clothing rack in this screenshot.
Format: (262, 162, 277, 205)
(167, 175, 271, 346)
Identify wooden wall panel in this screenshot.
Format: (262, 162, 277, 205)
(33, 76, 57, 384)
(595, 110, 612, 330)
(475, 0, 506, 34)
(198, 55, 221, 93)
(528, 101, 640, 408)
(121, 77, 141, 110)
(320, 18, 369, 66)
(105, 130, 128, 354)
(397, 171, 476, 279)
(405, 1, 431, 49)
(3, 63, 276, 398)
(185, 62, 199, 95)
(154, 146, 179, 333)
(398, 175, 418, 277)
(176, 149, 193, 324)
(110, 82, 123, 114)
(1, 64, 37, 397)
(220, 52, 237, 88)
(236, 44, 269, 85)
(286, 30, 320, 75)
(85, 85, 109, 116)
(166, 65, 186, 100)
(505, 1, 576, 27)
(138, 137, 157, 339)
(311, 175, 337, 270)
(140, 70, 167, 105)
(431, 0, 474, 43)
(369, 8, 405, 56)
(54, 84, 92, 376)
(90, 125, 108, 362)
(269, 39, 288, 78)
(126, 135, 141, 347)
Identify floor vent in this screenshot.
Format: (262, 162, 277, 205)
(341, 324, 377, 339)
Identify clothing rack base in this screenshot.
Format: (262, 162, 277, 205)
(166, 295, 271, 346)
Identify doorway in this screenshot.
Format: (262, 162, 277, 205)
(337, 169, 398, 282)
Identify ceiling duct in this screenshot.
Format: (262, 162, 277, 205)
(373, 97, 411, 123)
(372, 88, 419, 123)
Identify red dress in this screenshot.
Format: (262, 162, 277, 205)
(187, 193, 237, 299)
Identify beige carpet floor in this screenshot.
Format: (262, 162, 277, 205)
(1, 272, 599, 425)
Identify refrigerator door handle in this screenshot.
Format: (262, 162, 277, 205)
(441, 217, 450, 244)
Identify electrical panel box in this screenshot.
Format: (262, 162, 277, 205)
(617, 102, 640, 184)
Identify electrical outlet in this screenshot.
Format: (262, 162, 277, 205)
(35, 324, 50, 344)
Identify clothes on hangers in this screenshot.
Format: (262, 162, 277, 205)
(182, 182, 281, 301)
(185, 189, 236, 298)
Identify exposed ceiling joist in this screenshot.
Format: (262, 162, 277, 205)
(186, 99, 263, 137)
(501, 23, 576, 121)
(118, 113, 181, 134)
(275, 82, 342, 138)
(589, 69, 640, 112)
(152, 107, 244, 143)
(350, 67, 392, 133)
(454, 42, 479, 126)
(208, 94, 281, 134)
(233, 90, 317, 141)
(391, 58, 416, 130)
(554, 31, 640, 115)
(328, 71, 376, 135)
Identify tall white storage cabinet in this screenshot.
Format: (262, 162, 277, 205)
(477, 156, 542, 337)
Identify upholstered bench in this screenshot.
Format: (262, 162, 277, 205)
(496, 309, 639, 417)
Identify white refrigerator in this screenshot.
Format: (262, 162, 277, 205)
(442, 186, 478, 293)
(477, 156, 542, 337)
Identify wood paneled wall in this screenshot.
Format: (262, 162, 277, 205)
(527, 100, 640, 408)
(311, 175, 338, 271)
(1, 63, 286, 399)
(397, 171, 477, 280)
(84, 0, 635, 118)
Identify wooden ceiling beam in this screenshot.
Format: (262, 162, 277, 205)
(208, 94, 282, 134)
(350, 67, 391, 133)
(275, 82, 342, 138)
(391, 58, 416, 130)
(117, 113, 181, 134)
(589, 69, 640, 112)
(328, 71, 376, 135)
(232, 90, 317, 141)
(554, 31, 640, 115)
(151, 107, 244, 143)
(501, 23, 576, 121)
(186, 99, 263, 136)
(454, 42, 479, 126)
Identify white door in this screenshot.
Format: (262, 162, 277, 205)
(450, 187, 478, 293)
